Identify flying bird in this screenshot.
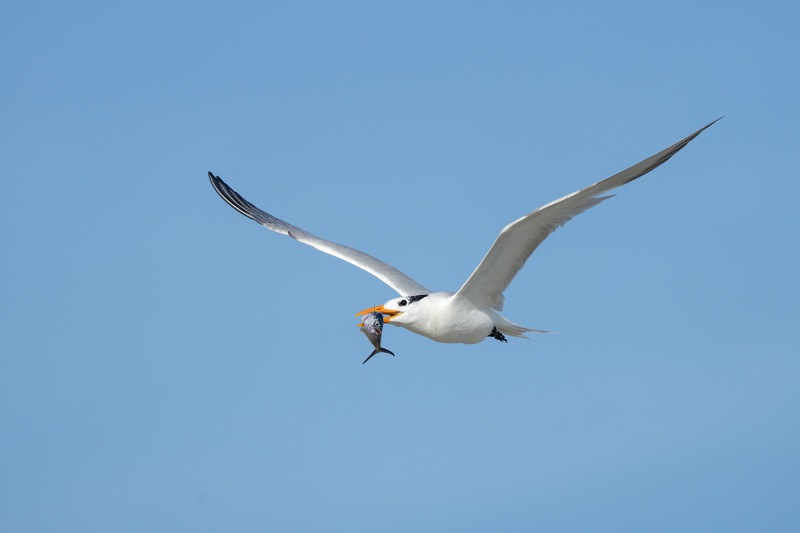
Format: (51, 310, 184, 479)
(209, 119, 718, 345)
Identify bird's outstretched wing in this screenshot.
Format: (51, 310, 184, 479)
(456, 119, 720, 311)
(209, 173, 430, 296)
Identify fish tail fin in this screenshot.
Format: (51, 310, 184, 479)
(362, 347, 395, 365)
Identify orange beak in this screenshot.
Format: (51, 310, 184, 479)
(355, 305, 402, 323)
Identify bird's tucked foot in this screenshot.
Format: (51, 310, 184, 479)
(489, 327, 508, 343)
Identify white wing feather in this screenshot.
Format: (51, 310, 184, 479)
(456, 119, 720, 311)
(209, 173, 430, 296)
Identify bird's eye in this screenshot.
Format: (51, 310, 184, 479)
(398, 299, 407, 307)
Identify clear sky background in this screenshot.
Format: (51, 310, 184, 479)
(2, 1, 799, 531)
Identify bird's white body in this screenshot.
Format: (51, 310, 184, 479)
(404, 293, 489, 344)
(397, 292, 494, 344)
(209, 119, 718, 347)
(380, 292, 535, 343)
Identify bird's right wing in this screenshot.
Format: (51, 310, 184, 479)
(456, 119, 720, 311)
(209, 173, 430, 296)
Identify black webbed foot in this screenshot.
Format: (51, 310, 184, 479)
(488, 327, 507, 343)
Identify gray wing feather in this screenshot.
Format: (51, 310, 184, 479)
(209, 173, 430, 296)
(456, 119, 720, 310)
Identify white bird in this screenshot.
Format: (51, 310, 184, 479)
(209, 119, 718, 344)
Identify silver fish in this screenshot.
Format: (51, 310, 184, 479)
(360, 311, 396, 364)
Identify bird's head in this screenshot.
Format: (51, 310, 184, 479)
(356, 294, 430, 327)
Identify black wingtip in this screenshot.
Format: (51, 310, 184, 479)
(676, 117, 722, 153)
(703, 116, 724, 131)
(208, 171, 220, 194)
(208, 172, 223, 190)
(207, 171, 232, 204)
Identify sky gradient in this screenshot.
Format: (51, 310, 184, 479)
(2, 1, 799, 531)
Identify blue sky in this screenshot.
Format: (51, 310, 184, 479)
(2, 1, 799, 531)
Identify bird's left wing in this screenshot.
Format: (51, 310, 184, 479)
(209, 173, 430, 296)
(456, 119, 719, 311)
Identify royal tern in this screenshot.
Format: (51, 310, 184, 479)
(209, 119, 718, 344)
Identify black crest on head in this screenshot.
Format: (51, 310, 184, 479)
(397, 294, 428, 307)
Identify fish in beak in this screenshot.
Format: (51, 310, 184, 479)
(358, 311, 396, 364)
